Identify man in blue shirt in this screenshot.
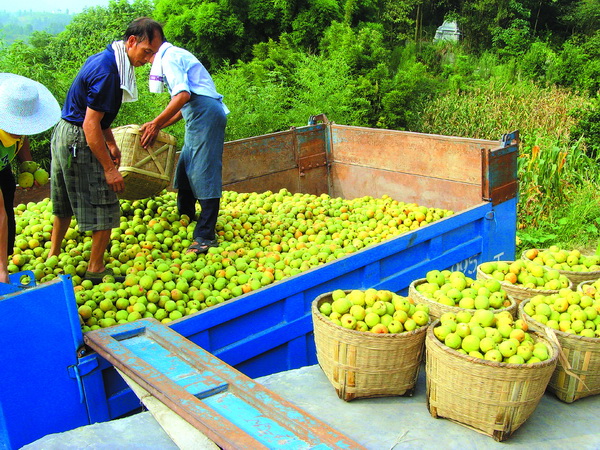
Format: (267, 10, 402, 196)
(49, 17, 164, 283)
(140, 42, 228, 254)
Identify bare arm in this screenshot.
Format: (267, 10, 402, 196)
(0, 190, 8, 283)
(102, 127, 121, 167)
(140, 90, 190, 148)
(16, 137, 32, 163)
(83, 107, 124, 193)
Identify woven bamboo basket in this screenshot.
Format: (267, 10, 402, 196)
(408, 278, 518, 321)
(112, 124, 177, 200)
(426, 320, 558, 441)
(518, 299, 600, 403)
(312, 291, 428, 401)
(476, 263, 573, 305)
(521, 249, 600, 285)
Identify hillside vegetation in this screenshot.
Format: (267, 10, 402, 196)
(1, 0, 598, 253)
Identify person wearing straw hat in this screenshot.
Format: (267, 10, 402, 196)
(140, 40, 229, 255)
(0, 73, 61, 284)
(47, 17, 164, 284)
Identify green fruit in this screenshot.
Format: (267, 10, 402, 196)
(331, 289, 347, 301)
(18, 172, 34, 188)
(33, 168, 49, 185)
(319, 302, 333, 316)
(498, 339, 517, 358)
(461, 335, 481, 353)
(20, 160, 38, 173)
(444, 332, 462, 349)
(364, 312, 380, 328)
(332, 297, 352, 315)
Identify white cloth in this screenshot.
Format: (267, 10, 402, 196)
(149, 42, 173, 94)
(149, 43, 229, 115)
(111, 40, 138, 102)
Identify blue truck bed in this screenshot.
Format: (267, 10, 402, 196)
(1, 122, 518, 449)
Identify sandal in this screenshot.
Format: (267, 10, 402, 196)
(186, 238, 217, 254)
(84, 267, 125, 285)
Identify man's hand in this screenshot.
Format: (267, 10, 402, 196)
(140, 121, 160, 149)
(105, 166, 125, 193)
(108, 143, 121, 167)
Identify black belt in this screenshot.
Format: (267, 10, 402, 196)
(62, 118, 83, 127)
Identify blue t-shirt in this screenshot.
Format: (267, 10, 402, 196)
(62, 44, 122, 129)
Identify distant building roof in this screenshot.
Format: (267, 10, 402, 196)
(434, 21, 461, 42)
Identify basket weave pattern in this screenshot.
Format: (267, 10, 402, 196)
(425, 323, 558, 441)
(312, 292, 427, 401)
(113, 124, 177, 200)
(408, 279, 518, 320)
(518, 300, 600, 403)
(521, 249, 600, 285)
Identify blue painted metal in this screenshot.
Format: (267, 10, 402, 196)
(0, 275, 88, 450)
(84, 319, 364, 449)
(0, 123, 518, 447)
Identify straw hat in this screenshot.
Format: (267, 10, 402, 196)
(0, 73, 61, 135)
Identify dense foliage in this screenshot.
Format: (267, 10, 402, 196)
(0, 0, 599, 252)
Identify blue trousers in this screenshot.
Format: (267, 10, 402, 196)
(174, 94, 227, 241)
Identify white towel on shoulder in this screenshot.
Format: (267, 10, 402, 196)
(112, 40, 138, 102)
(149, 42, 174, 94)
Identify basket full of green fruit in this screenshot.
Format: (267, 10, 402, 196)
(409, 269, 517, 321)
(518, 289, 600, 403)
(522, 246, 600, 285)
(477, 260, 572, 304)
(426, 310, 558, 442)
(312, 288, 429, 401)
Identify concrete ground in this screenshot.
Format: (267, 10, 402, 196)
(24, 364, 600, 449)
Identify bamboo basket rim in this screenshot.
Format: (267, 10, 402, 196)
(114, 124, 177, 145)
(577, 280, 598, 292)
(476, 262, 573, 296)
(521, 249, 600, 277)
(409, 278, 517, 316)
(312, 291, 430, 339)
(518, 298, 600, 344)
(427, 319, 559, 369)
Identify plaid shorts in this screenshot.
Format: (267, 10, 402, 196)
(51, 120, 120, 232)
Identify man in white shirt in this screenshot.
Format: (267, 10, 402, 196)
(140, 42, 228, 254)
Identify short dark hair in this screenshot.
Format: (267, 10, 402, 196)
(124, 17, 165, 43)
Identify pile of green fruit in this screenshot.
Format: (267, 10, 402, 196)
(521, 289, 600, 338)
(433, 310, 553, 364)
(478, 260, 571, 291)
(414, 269, 513, 310)
(523, 246, 600, 273)
(8, 189, 452, 331)
(17, 161, 49, 188)
(318, 288, 430, 334)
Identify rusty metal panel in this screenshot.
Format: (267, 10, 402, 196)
(299, 166, 329, 196)
(223, 169, 301, 194)
(330, 125, 497, 185)
(84, 319, 364, 450)
(330, 163, 482, 212)
(482, 143, 519, 205)
(223, 130, 298, 186)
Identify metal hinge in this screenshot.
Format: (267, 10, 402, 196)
(68, 356, 99, 403)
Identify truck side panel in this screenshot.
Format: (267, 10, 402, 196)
(84, 201, 515, 423)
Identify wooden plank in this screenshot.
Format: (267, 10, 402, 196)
(117, 368, 219, 450)
(84, 319, 365, 450)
